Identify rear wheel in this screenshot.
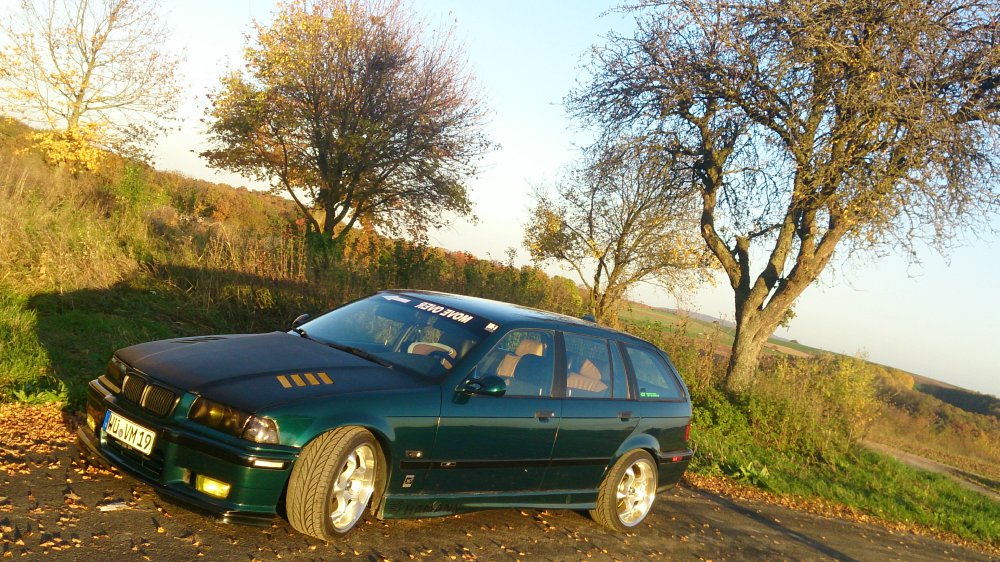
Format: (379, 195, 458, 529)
(286, 427, 382, 539)
(589, 449, 657, 531)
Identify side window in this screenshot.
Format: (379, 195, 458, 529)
(563, 333, 612, 399)
(476, 330, 554, 397)
(624, 346, 683, 400)
(609, 342, 630, 399)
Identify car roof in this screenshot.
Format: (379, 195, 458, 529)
(388, 289, 652, 346)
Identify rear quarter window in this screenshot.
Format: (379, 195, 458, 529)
(623, 345, 684, 401)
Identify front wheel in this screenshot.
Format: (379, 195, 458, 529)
(589, 449, 658, 531)
(286, 427, 382, 539)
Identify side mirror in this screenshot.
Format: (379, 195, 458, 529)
(290, 313, 310, 329)
(457, 375, 507, 397)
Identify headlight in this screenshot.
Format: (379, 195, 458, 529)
(242, 416, 280, 444)
(188, 397, 280, 444)
(104, 356, 128, 391)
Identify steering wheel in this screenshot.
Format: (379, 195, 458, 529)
(426, 349, 454, 370)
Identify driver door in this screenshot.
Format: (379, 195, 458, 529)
(425, 329, 561, 493)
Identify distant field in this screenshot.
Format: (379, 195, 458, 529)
(621, 303, 995, 397)
(620, 303, 825, 358)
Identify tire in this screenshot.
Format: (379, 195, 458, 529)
(286, 427, 383, 540)
(589, 449, 658, 532)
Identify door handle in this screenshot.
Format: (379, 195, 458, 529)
(534, 410, 556, 420)
(618, 411, 633, 421)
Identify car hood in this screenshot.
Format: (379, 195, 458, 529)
(116, 332, 432, 411)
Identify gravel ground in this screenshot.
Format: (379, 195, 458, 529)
(1, 404, 994, 561)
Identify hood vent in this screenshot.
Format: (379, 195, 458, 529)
(174, 336, 229, 344)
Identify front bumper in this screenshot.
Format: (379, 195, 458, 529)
(78, 377, 299, 526)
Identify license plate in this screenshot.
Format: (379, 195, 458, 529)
(103, 410, 157, 455)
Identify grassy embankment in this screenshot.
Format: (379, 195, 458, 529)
(621, 298, 1000, 547)
(0, 118, 996, 549)
(621, 305, 1000, 490)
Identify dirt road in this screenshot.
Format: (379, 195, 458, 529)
(0, 406, 993, 561)
(862, 440, 1000, 502)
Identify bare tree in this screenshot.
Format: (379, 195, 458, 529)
(0, 0, 181, 165)
(201, 0, 489, 246)
(525, 143, 710, 325)
(572, 0, 1000, 391)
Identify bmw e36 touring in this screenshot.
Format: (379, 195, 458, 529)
(78, 290, 693, 540)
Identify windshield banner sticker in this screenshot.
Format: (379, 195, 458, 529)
(387, 296, 499, 335)
(414, 302, 475, 324)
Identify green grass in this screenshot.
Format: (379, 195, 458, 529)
(0, 291, 53, 398)
(0, 282, 174, 404)
(26, 284, 184, 404)
(0, 268, 314, 406)
(621, 305, 722, 338)
(692, 419, 1000, 546)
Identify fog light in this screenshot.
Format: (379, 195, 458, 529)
(195, 475, 231, 499)
(86, 403, 103, 432)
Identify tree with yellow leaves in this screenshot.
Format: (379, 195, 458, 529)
(524, 142, 711, 326)
(201, 0, 489, 247)
(0, 0, 181, 171)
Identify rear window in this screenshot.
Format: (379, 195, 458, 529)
(563, 333, 612, 399)
(623, 345, 683, 400)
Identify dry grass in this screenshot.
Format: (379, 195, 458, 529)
(0, 150, 143, 294)
(868, 405, 1000, 484)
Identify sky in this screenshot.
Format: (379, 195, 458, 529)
(9, 1, 998, 397)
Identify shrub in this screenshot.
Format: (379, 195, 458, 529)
(745, 354, 879, 459)
(689, 352, 880, 472)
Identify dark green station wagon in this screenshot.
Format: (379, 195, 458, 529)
(78, 291, 693, 540)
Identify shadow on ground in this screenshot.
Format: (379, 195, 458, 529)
(24, 264, 316, 407)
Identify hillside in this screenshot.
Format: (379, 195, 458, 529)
(911, 375, 1000, 418)
(0, 117, 586, 405)
(4, 114, 990, 411)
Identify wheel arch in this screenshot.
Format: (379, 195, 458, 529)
(613, 433, 660, 466)
(589, 434, 660, 486)
(284, 418, 395, 519)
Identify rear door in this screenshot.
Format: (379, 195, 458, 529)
(543, 332, 639, 490)
(621, 343, 693, 485)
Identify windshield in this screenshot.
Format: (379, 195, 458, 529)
(294, 293, 496, 378)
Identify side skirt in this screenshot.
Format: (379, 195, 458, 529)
(379, 489, 599, 519)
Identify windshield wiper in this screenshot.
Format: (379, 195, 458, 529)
(292, 327, 310, 339)
(324, 341, 394, 369)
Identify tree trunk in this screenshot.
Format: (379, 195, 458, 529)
(593, 298, 616, 327)
(322, 208, 338, 236)
(725, 318, 768, 393)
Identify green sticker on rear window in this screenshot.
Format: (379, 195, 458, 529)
(640, 391, 660, 398)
